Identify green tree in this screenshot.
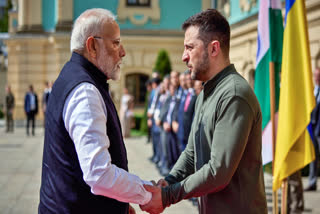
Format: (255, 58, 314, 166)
(0, 0, 12, 32)
(154, 49, 172, 79)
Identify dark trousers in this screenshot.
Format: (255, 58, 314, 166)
(151, 125, 161, 161)
(26, 112, 36, 135)
(147, 126, 152, 143)
(287, 171, 304, 213)
(6, 112, 14, 132)
(159, 129, 169, 169)
(308, 136, 320, 188)
(167, 131, 179, 169)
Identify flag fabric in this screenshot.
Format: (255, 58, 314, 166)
(254, 0, 283, 165)
(272, 0, 315, 191)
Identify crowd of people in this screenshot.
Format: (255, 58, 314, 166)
(146, 70, 203, 176)
(4, 81, 52, 136)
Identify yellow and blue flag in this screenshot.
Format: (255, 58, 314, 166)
(272, 0, 315, 191)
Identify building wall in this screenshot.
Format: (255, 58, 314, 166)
(3, 0, 320, 121)
(4, 33, 186, 120)
(230, 0, 320, 88)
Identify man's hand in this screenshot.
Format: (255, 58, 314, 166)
(172, 121, 179, 133)
(140, 185, 164, 214)
(147, 119, 152, 128)
(157, 179, 169, 187)
(128, 204, 136, 214)
(163, 122, 171, 132)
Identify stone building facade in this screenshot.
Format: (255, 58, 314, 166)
(3, 0, 320, 120)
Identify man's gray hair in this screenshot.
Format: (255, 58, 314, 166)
(70, 8, 116, 53)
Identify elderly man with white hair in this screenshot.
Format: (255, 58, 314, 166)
(38, 8, 151, 214)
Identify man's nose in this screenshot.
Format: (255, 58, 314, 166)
(120, 45, 126, 57)
(182, 51, 189, 62)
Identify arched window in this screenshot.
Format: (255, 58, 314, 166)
(125, 73, 149, 107)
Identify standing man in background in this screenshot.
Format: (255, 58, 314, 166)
(306, 67, 320, 191)
(24, 85, 38, 136)
(141, 9, 267, 214)
(42, 81, 52, 127)
(5, 85, 15, 133)
(39, 8, 151, 214)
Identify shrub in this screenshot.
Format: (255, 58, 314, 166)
(154, 49, 172, 79)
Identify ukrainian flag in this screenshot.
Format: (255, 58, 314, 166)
(272, 0, 315, 191)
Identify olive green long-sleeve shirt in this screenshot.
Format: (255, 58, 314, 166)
(162, 64, 267, 214)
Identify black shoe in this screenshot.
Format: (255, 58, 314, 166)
(304, 185, 316, 191)
(149, 156, 154, 163)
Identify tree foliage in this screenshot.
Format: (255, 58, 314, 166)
(0, 0, 12, 32)
(154, 49, 172, 79)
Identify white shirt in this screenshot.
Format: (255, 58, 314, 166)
(314, 85, 320, 104)
(63, 82, 152, 205)
(147, 87, 160, 115)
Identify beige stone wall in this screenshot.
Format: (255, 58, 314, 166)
(4, 34, 70, 120)
(5, 0, 320, 120)
(18, 0, 42, 32)
(230, 20, 258, 87)
(4, 34, 186, 120)
(230, 0, 320, 88)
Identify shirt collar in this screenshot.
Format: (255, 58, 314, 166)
(203, 64, 235, 99)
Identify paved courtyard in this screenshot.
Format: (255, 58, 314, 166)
(0, 125, 320, 213)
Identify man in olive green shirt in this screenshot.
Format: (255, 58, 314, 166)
(140, 9, 267, 214)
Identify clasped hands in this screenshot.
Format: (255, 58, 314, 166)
(139, 179, 169, 214)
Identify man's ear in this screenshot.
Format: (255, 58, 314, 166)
(209, 40, 220, 57)
(86, 37, 97, 59)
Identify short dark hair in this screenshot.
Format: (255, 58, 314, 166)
(182, 9, 230, 56)
(151, 77, 161, 85)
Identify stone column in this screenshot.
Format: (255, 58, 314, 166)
(17, 0, 27, 32)
(56, 0, 73, 31)
(17, 0, 43, 33)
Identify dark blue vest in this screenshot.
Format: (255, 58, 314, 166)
(39, 52, 129, 214)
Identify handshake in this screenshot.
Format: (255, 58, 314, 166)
(138, 178, 169, 214)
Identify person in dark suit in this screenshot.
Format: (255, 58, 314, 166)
(147, 77, 161, 162)
(305, 67, 320, 191)
(24, 85, 38, 136)
(163, 83, 180, 170)
(5, 85, 15, 133)
(155, 76, 170, 174)
(182, 71, 197, 150)
(42, 81, 52, 128)
(172, 72, 188, 153)
(145, 79, 152, 143)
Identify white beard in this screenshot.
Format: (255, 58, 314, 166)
(97, 49, 121, 80)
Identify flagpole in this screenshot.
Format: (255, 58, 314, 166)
(281, 178, 288, 214)
(269, 62, 278, 214)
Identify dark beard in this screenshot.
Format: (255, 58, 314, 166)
(191, 50, 209, 80)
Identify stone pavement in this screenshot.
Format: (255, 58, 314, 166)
(0, 126, 320, 214)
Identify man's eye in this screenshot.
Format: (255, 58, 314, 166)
(114, 41, 121, 47)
